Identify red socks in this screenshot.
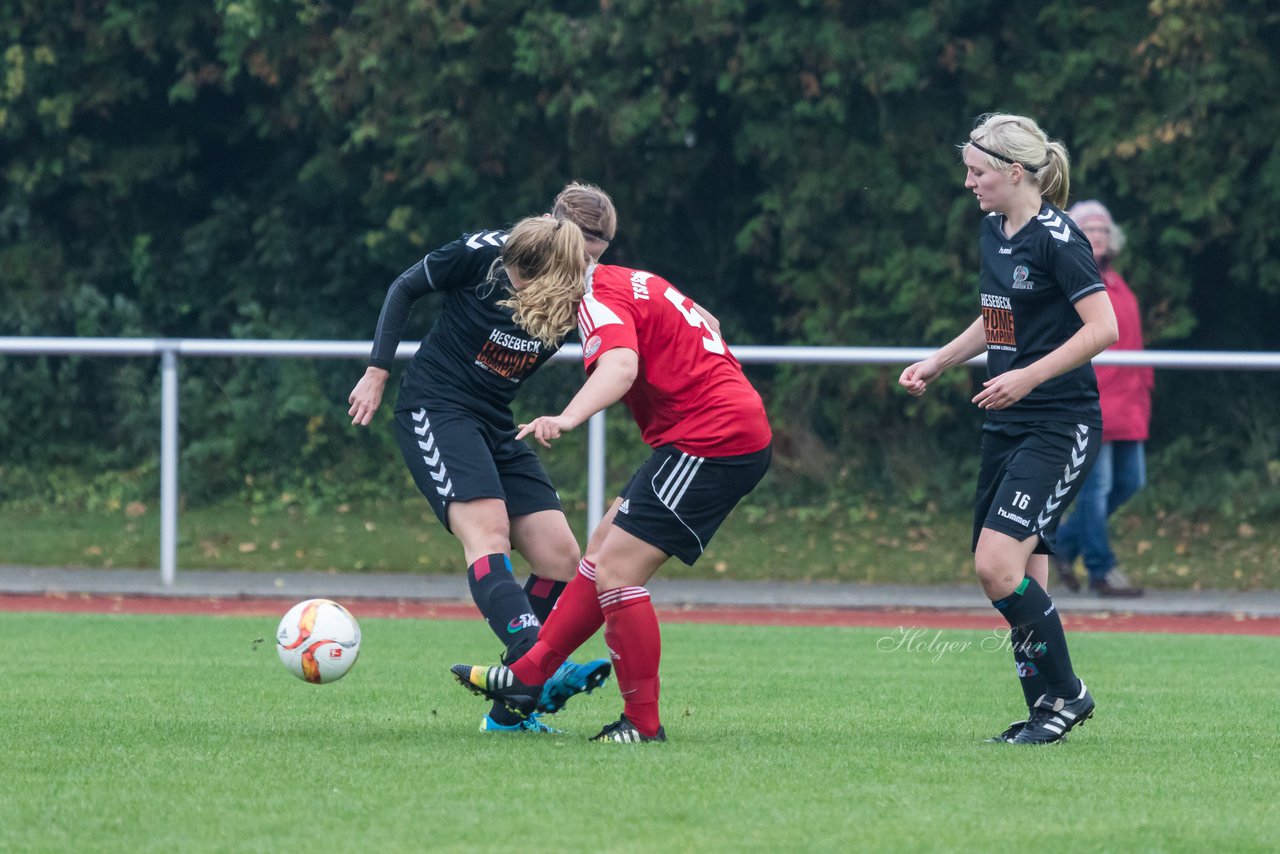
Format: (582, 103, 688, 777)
(600, 586, 662, 737)
(507, 561, 665, 739)
(509, 559, 604, 685)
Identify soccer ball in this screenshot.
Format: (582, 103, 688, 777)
(276, 598, 361, 684)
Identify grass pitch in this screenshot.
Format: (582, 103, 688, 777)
(1, 612, 1277, 852)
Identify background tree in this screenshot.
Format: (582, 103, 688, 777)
(2, 0, 1277, 515)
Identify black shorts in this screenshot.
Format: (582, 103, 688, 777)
(612, 444, 772, 566)
(972, 420, 1101, 554)
(393, 405, 562, 532)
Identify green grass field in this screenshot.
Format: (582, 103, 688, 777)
(2, 612, 1276, 852)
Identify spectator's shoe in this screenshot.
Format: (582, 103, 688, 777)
(1090, 569, 1144, 597)
(480, 712, 560, 734)
(1011, 683, 1095, 745)
(538, 659, 612, 714)
(1050, 554, 1081, 592)
(590, 714, 667, 743)
(451, 664, 540, 718)
(984, 718, 1028, 743)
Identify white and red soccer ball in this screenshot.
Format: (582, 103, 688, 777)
(276, 598, 361, 684)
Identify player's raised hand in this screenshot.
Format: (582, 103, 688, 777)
(348, 367, 389, 426)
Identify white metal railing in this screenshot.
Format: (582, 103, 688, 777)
(5, 336, 1280, 585)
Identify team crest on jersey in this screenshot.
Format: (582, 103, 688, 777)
(584, 335, 602, 359)
(1012, 265, 1033, 290)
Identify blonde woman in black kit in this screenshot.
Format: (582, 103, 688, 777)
(346, 184, 617, 733)
(900, 114, 1118, 744)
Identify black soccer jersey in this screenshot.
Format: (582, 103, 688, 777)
(977, 203, 1106, 426)
(368, 229, 560, 425)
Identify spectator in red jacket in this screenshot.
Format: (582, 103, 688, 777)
(1052, 200, 1153, 597)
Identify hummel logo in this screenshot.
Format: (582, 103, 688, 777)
(997, 506, 1030, 527)
(1036, 212, 1071, 243)
(465, 230, 507, 250)
(998, 246, 1012, 255)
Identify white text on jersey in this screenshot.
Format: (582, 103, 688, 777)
(630, 271, 652, 300)
(488, 329, 541, 352)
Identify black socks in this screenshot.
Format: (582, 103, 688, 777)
(1009, 624, 1049, 710)
(992, 576, 1081, 700)
(467, 556, 572, 727)
(524, 575, 568, 624)
(467, 554, 540, 663)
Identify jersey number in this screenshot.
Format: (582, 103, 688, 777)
(663, 287, 725, 355)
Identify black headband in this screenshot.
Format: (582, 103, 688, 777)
(970, 139, 1041, 174)
(579, 225, 613, 242)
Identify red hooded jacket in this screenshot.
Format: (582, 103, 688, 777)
(1097, 267, 1154, 442)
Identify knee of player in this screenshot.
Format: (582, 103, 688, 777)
(593, 561, 625, 592)
(973, 553, 1018, 589)
(537, 539, 582, 582)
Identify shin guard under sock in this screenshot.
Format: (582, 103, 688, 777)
(600, 586, 662, 738)
(466, 553, 540, 663)
(524, 574, 568, 624)
(992, 576, 1081, 699)
(1009, 624, 1049, 711)
(510, 560, 603, 686)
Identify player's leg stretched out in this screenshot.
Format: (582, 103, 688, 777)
(455, 445, 771, 744)
(466, 551, 556, 732)
(453, 554, 613, 718)
(453, 502, 625, 720)
(459, 507, 602, 732)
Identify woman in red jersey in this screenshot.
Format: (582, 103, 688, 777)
(451, 216, 772, 743)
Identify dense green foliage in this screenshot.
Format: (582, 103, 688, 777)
(3, 1, 1279, 514)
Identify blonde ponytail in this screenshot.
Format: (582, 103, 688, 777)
(497, 217, 588, 347)
(965, 113, 1072, 207)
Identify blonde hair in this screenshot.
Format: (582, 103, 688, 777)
(552, 182, 617, 247)
(965, 113, 1071, 208)
(497, 217, 588, 346)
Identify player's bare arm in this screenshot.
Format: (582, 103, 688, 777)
(899, 316, 987, 397)
(973, 291, 1118, 411)
(517, 349, 639, 447)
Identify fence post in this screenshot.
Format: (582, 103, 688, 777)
(160, 347, 179, 586)
(587, 410, 607, 538)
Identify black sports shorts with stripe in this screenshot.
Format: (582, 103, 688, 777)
(611, 444, 772, 566)
(971, 420, 1101, 555)
(393, 405, 562, 532)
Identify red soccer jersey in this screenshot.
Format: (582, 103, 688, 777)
(577, 264, 772, 456)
